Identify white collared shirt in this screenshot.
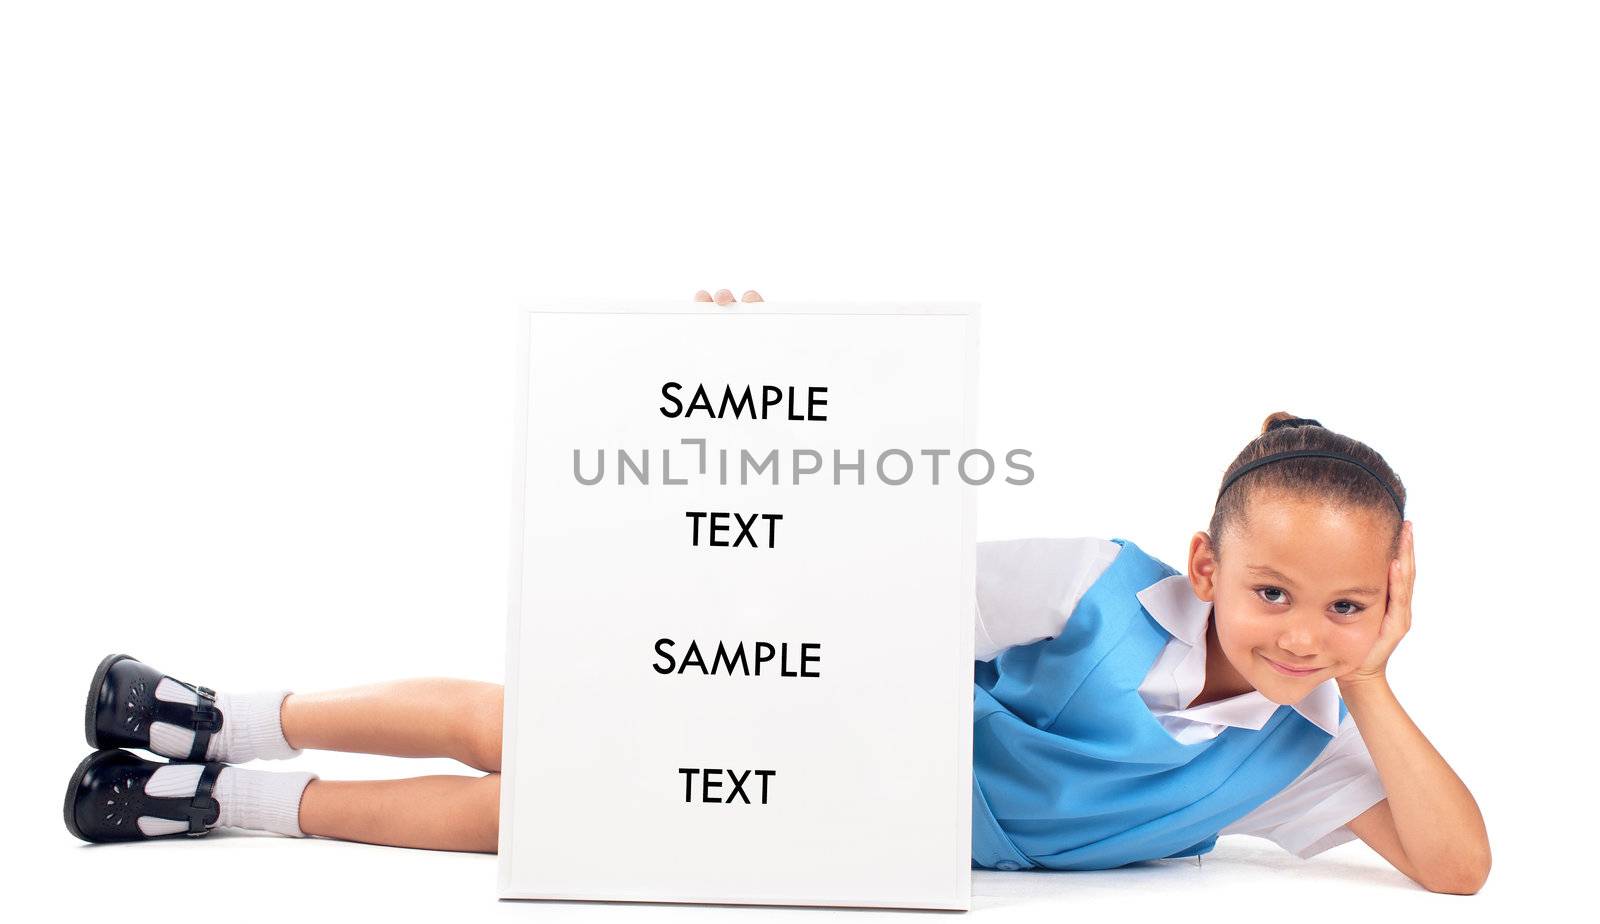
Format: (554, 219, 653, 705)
(975, 537, 1389, 859)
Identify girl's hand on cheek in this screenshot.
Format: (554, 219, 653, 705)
(1340, 520, 1414, 689)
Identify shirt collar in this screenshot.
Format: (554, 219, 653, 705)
(1135, 573, 1341, 737)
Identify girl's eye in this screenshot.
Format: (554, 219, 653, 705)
(1331, 601, 1366, 618)
(1256, 587, 1288, 605)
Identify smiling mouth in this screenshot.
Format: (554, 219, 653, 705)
(1261, 654, 1324, 677)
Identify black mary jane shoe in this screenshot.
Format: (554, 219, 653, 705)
(84, 653, 223, 761)
(63, 749, 225, 843)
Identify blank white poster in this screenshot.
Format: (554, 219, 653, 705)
(499, 301, 976, 910)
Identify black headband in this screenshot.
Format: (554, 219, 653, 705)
(1215, 419, 1405, 517)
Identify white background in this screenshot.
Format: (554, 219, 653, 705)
(2, 2, 1595, 921)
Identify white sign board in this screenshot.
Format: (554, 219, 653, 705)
(499, 301, 976, 910)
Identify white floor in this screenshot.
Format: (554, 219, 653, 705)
(27, 832, 1551, 923)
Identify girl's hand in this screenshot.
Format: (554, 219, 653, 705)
(1340, 519, 1414, 688)
(695, 289, 764, 305)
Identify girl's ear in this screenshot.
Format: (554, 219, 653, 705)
(1188, 531, 1219, 602)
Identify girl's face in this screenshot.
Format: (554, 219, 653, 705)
(1189, 491, 1394, 704)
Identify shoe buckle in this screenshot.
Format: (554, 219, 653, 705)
(188, 796, 220, 835)
(191, 704, 222, 731)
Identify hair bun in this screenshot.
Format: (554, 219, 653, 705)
(1266, 415, 1324, 432)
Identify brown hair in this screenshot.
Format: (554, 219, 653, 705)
(1207, 412, 1406, 557)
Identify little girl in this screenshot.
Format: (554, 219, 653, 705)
(63, 289, 1489, 895)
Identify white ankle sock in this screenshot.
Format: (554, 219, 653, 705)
(148, 679, 301, 763)
(138, 764, 317, 837)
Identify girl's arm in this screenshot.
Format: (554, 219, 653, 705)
(1342, 677, 1489, 893)
(1339, 522, 1490, 894)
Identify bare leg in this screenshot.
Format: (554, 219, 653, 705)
(280, 678, 503, 772)
(274, 678, 503, 851)
(299, 773, 500, 853)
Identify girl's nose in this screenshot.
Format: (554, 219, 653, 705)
(1275, 612, 1321, 657)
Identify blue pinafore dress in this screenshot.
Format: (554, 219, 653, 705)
(971, 538, 1347, 871)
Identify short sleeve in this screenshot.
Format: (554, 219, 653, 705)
(974, 537, 1120, 662)
(1219, 711, 1389, 859)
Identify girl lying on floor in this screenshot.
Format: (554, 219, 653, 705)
(63, 289, 1489, 895)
